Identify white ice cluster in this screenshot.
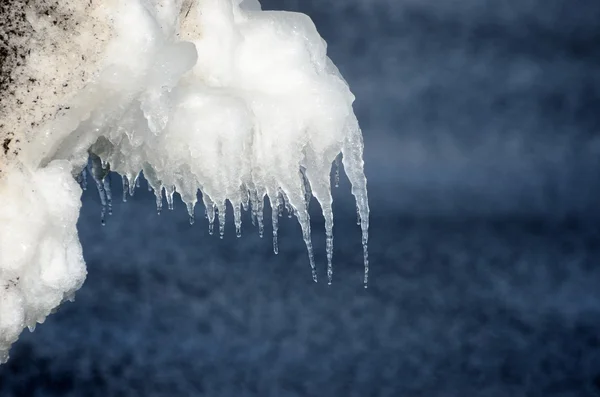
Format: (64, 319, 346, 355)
(0, 0, 368, 363)
(0, 161, 85, 364)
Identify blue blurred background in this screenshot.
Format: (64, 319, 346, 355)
(2, 0, 600, 395)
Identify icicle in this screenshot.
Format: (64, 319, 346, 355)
(100, 198, 107, 225)
(356, 192, 369, 287)
(27, 324, 36, 333)
(186, 201, 195, 225)
(257, 197, 264, 238)
(271, 195, 280, 254)
(303, 162, 335, 285)
(341, 118, 370, 288)
(122, 175, 129, 202)
(362, 230, 369, 288)
(324, 208, 334, 286)
(217, 203, 226, 239)
(279, 190, 291, 218)
(297, 208, 317, 283)
(103, 175, 112, 216)
(165, 186, 175, 210)
(88, 153, 110, 225)
(129, 174, 138, 197)
(203, 196, 215, 235)
(334, 155, 341, 188)
(155, 186, 164, 215)
(300, 168, 312, 207)
(301, 169, 312, 207)
(356, 204, 360, 226)
(234, 203, 242, 238)
(281, 184, 318, 282)
(249, 190, 258, 226)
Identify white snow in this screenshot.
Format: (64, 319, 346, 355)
(0, 0, 368, 363)
(0, 160, 85, 363)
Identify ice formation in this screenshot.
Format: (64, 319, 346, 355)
(0, 0, 368, 363)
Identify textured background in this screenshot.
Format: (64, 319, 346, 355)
(2, 0, 600, 395)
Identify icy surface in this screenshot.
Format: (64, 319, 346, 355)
(0, 0, 368, 363)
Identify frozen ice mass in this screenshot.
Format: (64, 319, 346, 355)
(0, 0, 368, 363)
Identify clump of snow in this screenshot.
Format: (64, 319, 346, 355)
(0, 0, 368, 363)
(0, 160, 85, 364)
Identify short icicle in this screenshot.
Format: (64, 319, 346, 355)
(186, 201, 195, 225)
(217, 203, 226, 239)
(122, 175, 129, 202)
(234, 203, 242, 238)
(88, 153, 111, 225)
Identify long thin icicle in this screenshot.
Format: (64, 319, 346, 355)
(341, 117, 370, 288)
(270, 194, 281, 254)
